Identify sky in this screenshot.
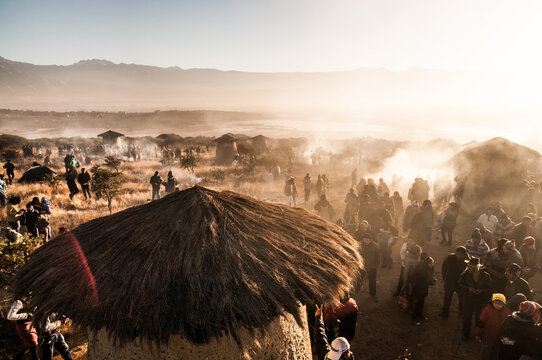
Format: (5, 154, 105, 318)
(2, 0, 542, 73)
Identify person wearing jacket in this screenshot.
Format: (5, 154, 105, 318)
(40, 313, 73, 360)
(314, 305, 354, 360)
(503, 263, 532, 301)
(6, 196, 23, 232)
(393, 238, 420, 296)
(150, 171, 163, 201)
(520, 237, 538, 279)
(303, 173, 312, 203)
(494, 213, 514, 240)
(23, 203, 40, 238)
(77, 168, 92, 200)
(440, 246, 469, 318)
(165, 170, 177, 194)
(7, 298, 39, 360)
(361, 233, 380, 299)
(440, 202, 459, 245)
(499, 301, 540, 360)
(323, 296, 359, 343)
(465, 229, 490, 265)
(409, 256, 435, 325)
(487, 240, 516, 292)
(459, 257, 492, 341)
(508, 216, 533, 249)
(475, 293, 512, 360)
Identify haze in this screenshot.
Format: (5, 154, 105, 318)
(1, 0, 542, 144)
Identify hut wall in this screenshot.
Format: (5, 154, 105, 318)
(215, 142, 237, 166)
(88, 307, 311, 360)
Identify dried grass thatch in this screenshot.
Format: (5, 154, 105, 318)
(17, 166, 55, 183)
(14, 186, 363, 345)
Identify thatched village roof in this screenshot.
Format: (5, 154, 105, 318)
(251, 135, 267, 141)
(18, 166, 55, 183)
(97, 130, 124, 138)
(213, 133, 236, 143)
(14, 186, 363, 345)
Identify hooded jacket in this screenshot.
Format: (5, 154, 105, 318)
(475, 302, 512, 340)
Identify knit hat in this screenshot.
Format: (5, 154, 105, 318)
(506, 293, 527, 312)
(327, 337, 350, 360)
(523, 236, 535, 246)
(504, 241, 516, 250)
(471, 229, 482, 240)
(519, 301, 538, 317)
(492, 293, 506, 304)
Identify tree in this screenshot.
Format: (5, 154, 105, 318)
(180, 153, 198, 173)
(90, 165, 123, 214)
(0, 234, 41, 288)
(104, 155, 122, 172)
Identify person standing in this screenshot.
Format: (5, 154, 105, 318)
(459, 257, 492, 341)
(440, 202, 459, 245)
(3, 159, 15, 184)
(465, 229, 490, 264)
(410, 256, 435, 325)
(66, 171, 79, 200)
(165, 170, 177, 194)
(303, 173, 311, 203)
(0, 174, 7, 206)
(24, 203, 40, 238)
(40, 313, 73, 360)
(316, 174, 324, 199)
(361, 233, 380, 300)
(150, 171, 162, 201)
(499, 301, 541, 360)
(475, 293, 511, 360)
(284, 177, 297, 206)
(391, 191, 404, 230)
(7, 297, 39, 360)
(440, 246, 469, 318)
(503, 263, 532, 301)
(77, 168, 92, 200)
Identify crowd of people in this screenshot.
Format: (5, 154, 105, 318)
(300, 170, 542, 360)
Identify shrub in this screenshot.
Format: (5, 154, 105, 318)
(104, 156, 122, 172)
(90, 165, 124, 214)
(0, 234, 42, 288)
(180, 153, 198, 173)
(210, 168, 226, 183)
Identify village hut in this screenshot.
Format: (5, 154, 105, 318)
(17, 165, 55, 183)
(213, 133, 237, 165)
(452, 137, 542, 222)
(97, 130, 124, 145)
(13, 186, 363, 360)
(251, 135, 269, 154)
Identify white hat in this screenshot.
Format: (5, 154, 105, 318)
(327, 337, 350, 360)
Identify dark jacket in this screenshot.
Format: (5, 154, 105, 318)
(499, 313, 537, 360)
(361, 241, 380, 270)
(458, 268, 492, 303)
(504, 277, 533, 301)
(165, 177, 177, 193)
(442, 253, 466, 286)
(150, 175, 162, 188)
(409, 261, 435, 298)
(314, 314, 334, 360)
(77, 172, 91, 185)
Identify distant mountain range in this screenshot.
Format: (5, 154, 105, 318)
(0, 56, 527, 113)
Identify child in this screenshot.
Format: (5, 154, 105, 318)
(41, 197, 52, 214)
(475, 293, 511, 360)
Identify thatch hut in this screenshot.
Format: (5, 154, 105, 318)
(14, 186, 363, 360)
(251, 135, 269, 154)
(213, 133, 237, 165)
(97, 130, 124, 145)
(453, 137, 542, 221)
(18, 166, 55, 183)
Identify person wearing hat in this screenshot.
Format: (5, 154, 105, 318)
(459, 257, 492, 341)
(360, 232, 380, 300)
(465, 229, 490, 265)
(504, 263, 533, 301)
(475, 293, 511, 360)
(499, 301, 541, 360)
(440, 246, 469, 318)
(314, 305, 354, 360)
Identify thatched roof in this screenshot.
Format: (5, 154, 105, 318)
(18, 166, 55, 183)
(14, 186, 362, 345)
(213, 133, 236, 143)
(97, 130, 124, 138)
(252, 134, 267, 141)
